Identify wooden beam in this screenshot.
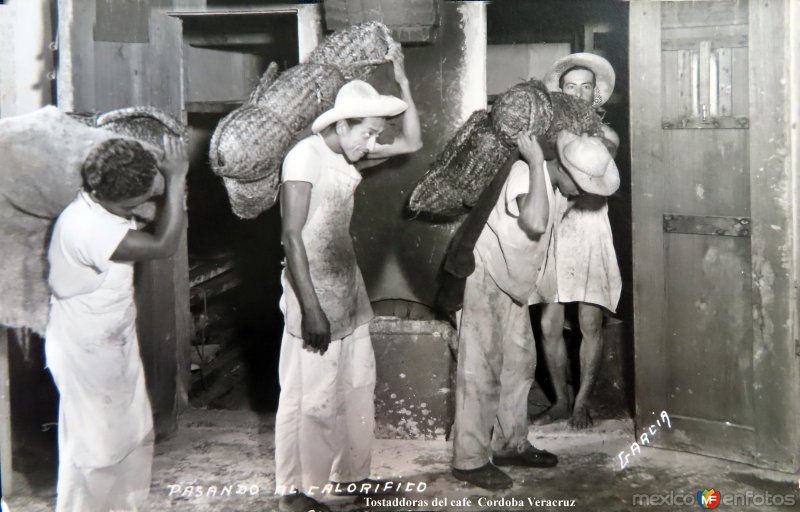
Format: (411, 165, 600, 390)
(185, 33, 276, 47)
(629, 1, 666, 434)
(57, 0, 96, 111)
(0, 327, 12, 497)
(749, 0, 799, 472)
(297, 3, 323, 63)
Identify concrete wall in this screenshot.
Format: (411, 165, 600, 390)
(351, 0, 487, 308)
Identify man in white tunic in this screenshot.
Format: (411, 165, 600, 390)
(46, 136, 188, 512)
(533, 53, 622, 429)
(275, 42, 422, 512)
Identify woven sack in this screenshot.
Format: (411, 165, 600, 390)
(222, 174, 281, 220)
(545, 92, 605, 143)
(209, 104, 295, 183)
(0, 106, 173, 220)
(247, 62, 280, 105)
(409, 84, 607, 219)
(408, 110, 513, 218)
(253, 64, 346, 133)
(490, 80, 553, 142)
(0, 106, 183, 334)
(211, 21, 398, 219)
(96, 106, 187, 150)
(307, 21, 392, 79)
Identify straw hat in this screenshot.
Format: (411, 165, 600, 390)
(544, 53, 615, 107)
(556, 131, 620, 196)
(311, 80, 407, 133)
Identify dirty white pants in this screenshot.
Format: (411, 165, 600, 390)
(452, 252, 537, 470)
(55, 430, 154, 512)
(274, 323, 376, 494)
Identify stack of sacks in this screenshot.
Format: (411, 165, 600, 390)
(209, 21, 396, 219)
(408, 80, 606, 218)
(0, 106, 184, 334)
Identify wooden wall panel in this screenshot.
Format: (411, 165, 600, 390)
(184, 47, 263, 103)
(661, 0, 747, 28)
(664, 234, 753, 425)
(662, 130, 749, 216)
(94, 0, 151, 42)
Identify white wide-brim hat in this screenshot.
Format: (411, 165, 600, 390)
(556, 130, 620, 196)
(311, 80, 408, 133)
(544, 53, 615, 107)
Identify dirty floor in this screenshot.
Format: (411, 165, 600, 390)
(6, 408, 799, 512)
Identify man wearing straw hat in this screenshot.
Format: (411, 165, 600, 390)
(531, 52, 622, 430)
(450, 132, 561, 491)
(275, 42, 421, 512)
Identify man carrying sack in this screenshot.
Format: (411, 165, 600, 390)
(450, 133, 560, 491)
(274, 41, 422, 512)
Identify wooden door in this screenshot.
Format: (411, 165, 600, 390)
(630, 0, 799, 471)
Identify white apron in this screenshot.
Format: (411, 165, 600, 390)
(45, 196, 153, 511)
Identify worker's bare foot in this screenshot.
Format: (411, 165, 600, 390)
(532, 403, 571, 425)
(568, 406, 593, 429)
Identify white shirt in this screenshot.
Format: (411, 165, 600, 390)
(474, 160, 556, 303)
(48, 190, 134, 301)
(280, 135, 373, 339)
(46, 190, 152, 468)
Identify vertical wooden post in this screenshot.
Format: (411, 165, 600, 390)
(57, 0, 96, 111)
(629, 1, 666, 433)
(296, 3, 323, 63)
(749, 0, 800, 471)
(0, 327, 12, 497)
(456, 0, 487, 121)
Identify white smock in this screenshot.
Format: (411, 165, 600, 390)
(275, 134, 376, 495)
(531, 192, 621, 312)
(45, 191, 154, 512)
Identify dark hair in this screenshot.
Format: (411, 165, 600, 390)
(345, 117, 366, 128)
(558, 65, 596, 89)
(82, 138, 157, 202)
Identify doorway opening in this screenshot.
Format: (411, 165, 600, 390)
(486, 0, 633, 422)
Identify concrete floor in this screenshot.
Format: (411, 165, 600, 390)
(5, 408, 799, 512)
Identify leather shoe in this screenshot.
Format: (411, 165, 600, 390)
(493, 445, 558, 468)
(279, 493, 331, 512)
(452, 463, 513, 490)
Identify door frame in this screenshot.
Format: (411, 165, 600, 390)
(629, 0, 800, 472)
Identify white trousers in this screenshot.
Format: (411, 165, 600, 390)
(453, 252, 537, 470)
(274, 323, 376, 494)
(55, 429, 154, 512)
